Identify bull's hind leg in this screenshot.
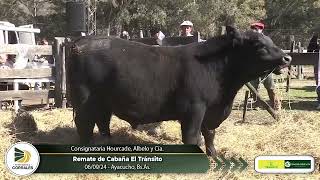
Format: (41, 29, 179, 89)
(201, 127, 216, 156)
(75, 97, 105, 144)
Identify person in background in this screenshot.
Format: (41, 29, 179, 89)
(249, 22, 281, 110)
(150, 28, 165, 45)
(307, 33, 320, 109)
(120, 31, 130, 40)
(180, 20, 194, 37)
(40, 38, 49, 45)
(0, 54, 12, 69)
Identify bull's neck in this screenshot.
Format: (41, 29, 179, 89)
(195, 37, 246, 106)
(218, 55, 247, 106)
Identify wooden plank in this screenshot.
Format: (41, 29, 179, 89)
(0, 90, 54, 101)
(0, 25, 40, 33)
(289, 52, 319, 65)
(0, 44, 52, 55)
(162, 36, 198, 46)
(297, 42, 304, 80)
(286, 40, 295, 93)
(0, 68, 54, 79)
(0, 78, 54, 83)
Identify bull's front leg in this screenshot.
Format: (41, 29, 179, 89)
(95, 109, 112, 138)
(181, 103, 206, 146)
(74, 108, 95, 144)
(201, 127, 216, 156)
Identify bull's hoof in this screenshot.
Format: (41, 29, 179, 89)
(79, 137, 93, 144)
(206, 146, 217, 157)
(100, 131, 111, 137)
(130, 123, 138, 129)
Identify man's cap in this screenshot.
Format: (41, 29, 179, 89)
(250, 22, 265, 30)
(122, 31, 129, 36)
(180, 21, 193, 27)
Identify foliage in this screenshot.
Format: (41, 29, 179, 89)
(0, 0, 319, 47)
(197, 0, 265, 37)
(264, 0, 320, 48)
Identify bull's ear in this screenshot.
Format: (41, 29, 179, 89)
(226, 25, 242, 47)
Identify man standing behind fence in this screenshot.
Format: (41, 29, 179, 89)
(180, 21, 194, 37)
(249, 22, 281, 110)
(307, 33, 320, 109)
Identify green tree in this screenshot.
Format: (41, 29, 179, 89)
(96, 0, 265, 38)
(96, 0, 199, 37)
(265, 0, 320, 48)
(197, 0, 265, 37)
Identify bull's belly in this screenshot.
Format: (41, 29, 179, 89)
(106, 88, 179, 119)
(112, 108, 180, 125)
(109, 97, 181, 125)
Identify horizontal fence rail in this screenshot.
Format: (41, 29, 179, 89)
(0, 44, 52, 55)
(0, 68, 54, 79)
(0, 90, 55, 101)
(288, 52, 319, 65)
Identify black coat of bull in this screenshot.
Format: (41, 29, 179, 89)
(68, 26, 291, 156)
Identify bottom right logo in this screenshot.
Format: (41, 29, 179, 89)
(255, 155, 315, 174)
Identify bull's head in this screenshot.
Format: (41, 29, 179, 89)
(226, 26, 291, 81)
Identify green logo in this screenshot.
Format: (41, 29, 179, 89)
(14, 147, 31, 163)
(284, 160, 311, 169)
(285, 161, 291, 168)
(258, 160, 311, 169)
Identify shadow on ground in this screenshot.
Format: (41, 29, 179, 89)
(281, 100, 318, 111)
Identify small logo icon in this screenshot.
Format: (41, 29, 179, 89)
(284, 161, 291, 168)
(5, 142, 40, 176)
(15, 147, 31, 163)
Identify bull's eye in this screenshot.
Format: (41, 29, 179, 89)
(255, 43, 265, 50)
(257, 47, 268, 54)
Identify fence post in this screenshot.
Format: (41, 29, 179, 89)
(315, 51, 320, 87)
(286, 35, 295, 92)
(54, 37, 67, 108)
(221, 26, 226, 35)
(65, 37, 73, 107)
(297, 42, 304, 80)
(139, 30, 144, 38)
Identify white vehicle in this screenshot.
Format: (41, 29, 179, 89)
(0, 21, 40, 69)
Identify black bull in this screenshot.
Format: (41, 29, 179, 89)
(68, 26, 291, 156)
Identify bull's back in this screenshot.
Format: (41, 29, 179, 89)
(72, 37, 184, 122)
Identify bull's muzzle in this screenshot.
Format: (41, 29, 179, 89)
(274, 55, 292, 75)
